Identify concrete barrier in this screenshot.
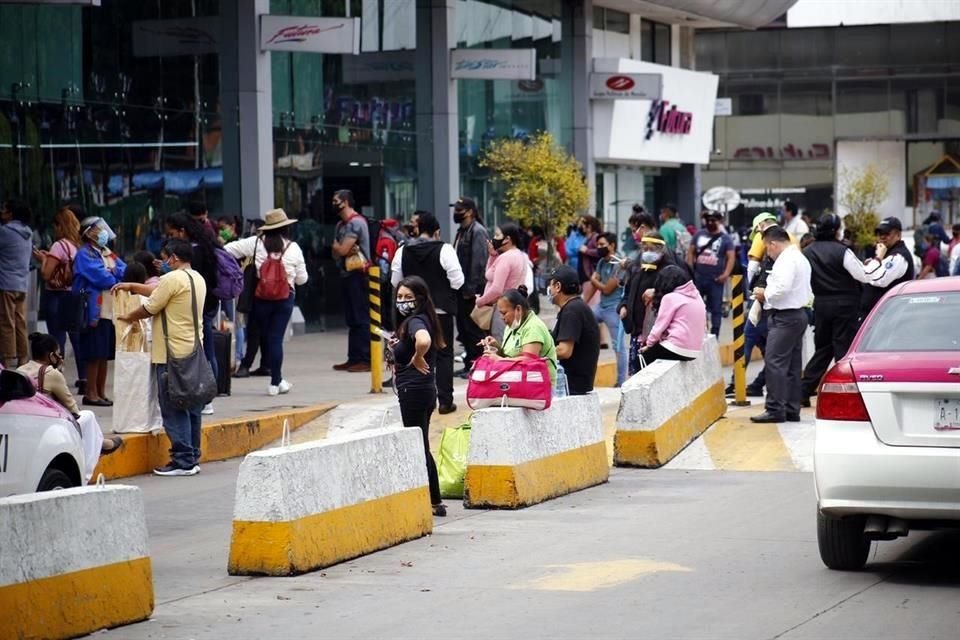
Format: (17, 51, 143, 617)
(228, 427, 432, 576)
(464, 393, 608, 509)
(614, 336, 726, 468)
(0, 485, 153, 640)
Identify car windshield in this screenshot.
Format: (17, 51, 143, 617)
(859, 291, 960, 352)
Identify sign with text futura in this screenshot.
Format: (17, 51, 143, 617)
(450, 49, 537, 81)
(589, 73, 661, 100)
(260, 15, 360, 54)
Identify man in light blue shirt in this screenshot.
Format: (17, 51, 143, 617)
(0, 200, 33, 367)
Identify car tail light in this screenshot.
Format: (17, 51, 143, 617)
(816, 361, 871, 422)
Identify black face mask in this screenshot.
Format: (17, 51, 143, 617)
(705, 221, 719, 232)
(597, 246, 610, 258)
(453, 211, 466, 224)
(492, 237, 505, 251)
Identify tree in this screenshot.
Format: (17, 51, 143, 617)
(480, 132, 591, 264)
(837, 163, 889, 251)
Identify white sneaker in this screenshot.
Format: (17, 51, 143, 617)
(268, 384, 279, 396)
(278, 380, 292, 394)
(201, 403, 214, 416)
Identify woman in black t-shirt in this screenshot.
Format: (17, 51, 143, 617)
(391, 276, 447, 517)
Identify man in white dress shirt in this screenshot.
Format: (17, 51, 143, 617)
(782, 201, 809, 238)
(751, 226, 813, 424)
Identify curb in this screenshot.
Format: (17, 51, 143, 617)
(93, 404, 336, 480)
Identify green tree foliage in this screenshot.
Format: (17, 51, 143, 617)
(838, 163, 889, 250)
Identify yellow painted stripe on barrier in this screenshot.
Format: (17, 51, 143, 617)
(464, 441, 609, 509)
(369, 294, 381, 306)
(703, 417, 796, 471)
(614, 381, 727, 468)
(594, 360, 617, 388)
(228, 486, 432, 576)
(0, 556, 153, 640)
(93, 404, 334, 480)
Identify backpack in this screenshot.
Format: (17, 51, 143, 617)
(674, 224, 692, 264)
(212, 247, 244, 300)
(254, 244, 291, 301)
(46, 240, 74, 289)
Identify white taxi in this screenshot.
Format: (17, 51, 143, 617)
(0, 367, 86, 496)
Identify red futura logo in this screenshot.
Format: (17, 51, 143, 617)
(645, 99, 693, 140)
(266, 23, 343, 44)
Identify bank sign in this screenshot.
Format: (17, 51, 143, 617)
(260, 16, 360, 54)
(589, 73, 661, 100)
(450, 49, 537, 81)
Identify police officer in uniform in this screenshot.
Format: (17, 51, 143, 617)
(799, 213, 872, 405)
(859, 216, 916, 320)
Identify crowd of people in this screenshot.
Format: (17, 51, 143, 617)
(3, 191, 956, 500)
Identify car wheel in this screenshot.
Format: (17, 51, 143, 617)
(817, 511, 870, 571)
(36, 467, 76, 492)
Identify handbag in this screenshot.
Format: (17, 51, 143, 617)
(160, 272, 218, 410)
(45, 240, 74, 289)
(470, 304, 494, 331)
(466, 355, 552, 411)
(345, 249, 369, 273)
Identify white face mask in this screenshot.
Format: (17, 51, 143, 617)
(511, 310, 522, 330)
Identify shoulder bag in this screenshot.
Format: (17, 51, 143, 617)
(237, 238, 259, 314)
(466, 355, 552, 411)
(160, 272, 218, 410)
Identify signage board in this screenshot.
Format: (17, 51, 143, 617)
(589, 73, 662, 100)
(260, 15, 360, 54)
(451, 48, 536, 81)
(132, 17, 221, 57)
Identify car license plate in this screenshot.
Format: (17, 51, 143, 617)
(934, 399, 960, 432)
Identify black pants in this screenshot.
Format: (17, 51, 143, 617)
(764, 309, 808, 417)
(436, 313, 455, 408)
(642, 343, 694, 366)
(801, 299, 861, 399)
(240, 310, 270, 371)
(342, 271, 370, 365)
(456, 294, 484, 369)
(398, 386, 442, 505)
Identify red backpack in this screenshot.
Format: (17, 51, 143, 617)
(254, 244, 291, 301)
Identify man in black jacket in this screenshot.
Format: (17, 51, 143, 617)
(392, 212, 464, 413)
(452, 197, 490, 376)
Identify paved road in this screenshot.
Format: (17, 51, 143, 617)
(105, 460, 959, 640)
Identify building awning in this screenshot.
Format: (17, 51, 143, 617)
(597, 0, 799, 28)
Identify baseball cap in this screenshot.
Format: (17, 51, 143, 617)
(701, 209, 723, 220)
(548, 265, 580, 291)
(451, 197, 477, 212)
(875, 217, 902, 233)
(751, 212, 778, 232)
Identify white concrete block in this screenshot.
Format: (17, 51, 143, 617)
(325, 403, 403, 441)
(468, 393, 604, 467)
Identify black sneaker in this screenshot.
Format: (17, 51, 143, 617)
(724, 383, 735, 397)
(746, 386, 765, 398)
(153, 463, 199, 477)
(233, 366, 250, 378)
(251, 367, 271, 377)
(438, 404, 457, 415)
(432, 503, 447, 517)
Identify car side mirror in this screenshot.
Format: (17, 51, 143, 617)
(0, 368, 37, 403)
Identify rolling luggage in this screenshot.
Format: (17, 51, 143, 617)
(214, 329, 232, 396)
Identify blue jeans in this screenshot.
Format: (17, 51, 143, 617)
(695, 276, 724, 337)
(44, 290, 86, 382)
(253, 292, 295, 386)
(594, 305, 627, 386)
(155, 363, 202, 469)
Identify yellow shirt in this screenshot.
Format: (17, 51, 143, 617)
(143, 268, 207, 365)
(748, 230, 798, 262)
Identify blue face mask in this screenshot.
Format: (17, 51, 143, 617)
(95, 229, 110, 248)
(160, 260, 172, 274)
(641, 250, 661, 264)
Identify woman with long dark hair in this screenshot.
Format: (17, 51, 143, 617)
(641, 265, 706, 365)
(224, 209, 307, 395)
(165, 212, 220, 414)
(390, 275, 447, 517)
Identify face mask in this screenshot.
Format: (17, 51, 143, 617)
(597, 246, 610, 258)
(641, 250, 661, 264)
(95, 229, 110, 248)
(546, 287, 558, 305)
(705, 222, 719, 232)
(453, 212, 466, 224)
(491, 237, 505, 251)
(160, 260, 172, 274)
(511, 312, 522, 330)
(396, 300, 417, 316)
(50, 354, 63, 370)
(219, 229, 234, 243)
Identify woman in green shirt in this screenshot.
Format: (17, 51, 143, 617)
(481, 286, 558, 385)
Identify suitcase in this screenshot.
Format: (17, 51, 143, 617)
(214, 329, 232, 396)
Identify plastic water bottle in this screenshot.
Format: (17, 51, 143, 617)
(554, 365, 569, 398)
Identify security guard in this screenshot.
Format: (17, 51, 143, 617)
(859, 216, 916, 318)
(799, 214, 868, 405)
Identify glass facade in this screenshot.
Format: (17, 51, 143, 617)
(456, 0, 573, 227)
(696, 22, 960, 226)
(0, 0, 221, 253)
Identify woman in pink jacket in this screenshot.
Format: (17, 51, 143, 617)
(642, 265, 706, 364)
(475, 223, 528, 342)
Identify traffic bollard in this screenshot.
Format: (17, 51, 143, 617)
(368, 265, 383, 394)
(730, 273, 749, 406)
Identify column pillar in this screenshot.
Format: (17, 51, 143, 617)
(221, 0, 274, 221)
(415, 0, 458, 240)
(566, 0, 595, 204)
